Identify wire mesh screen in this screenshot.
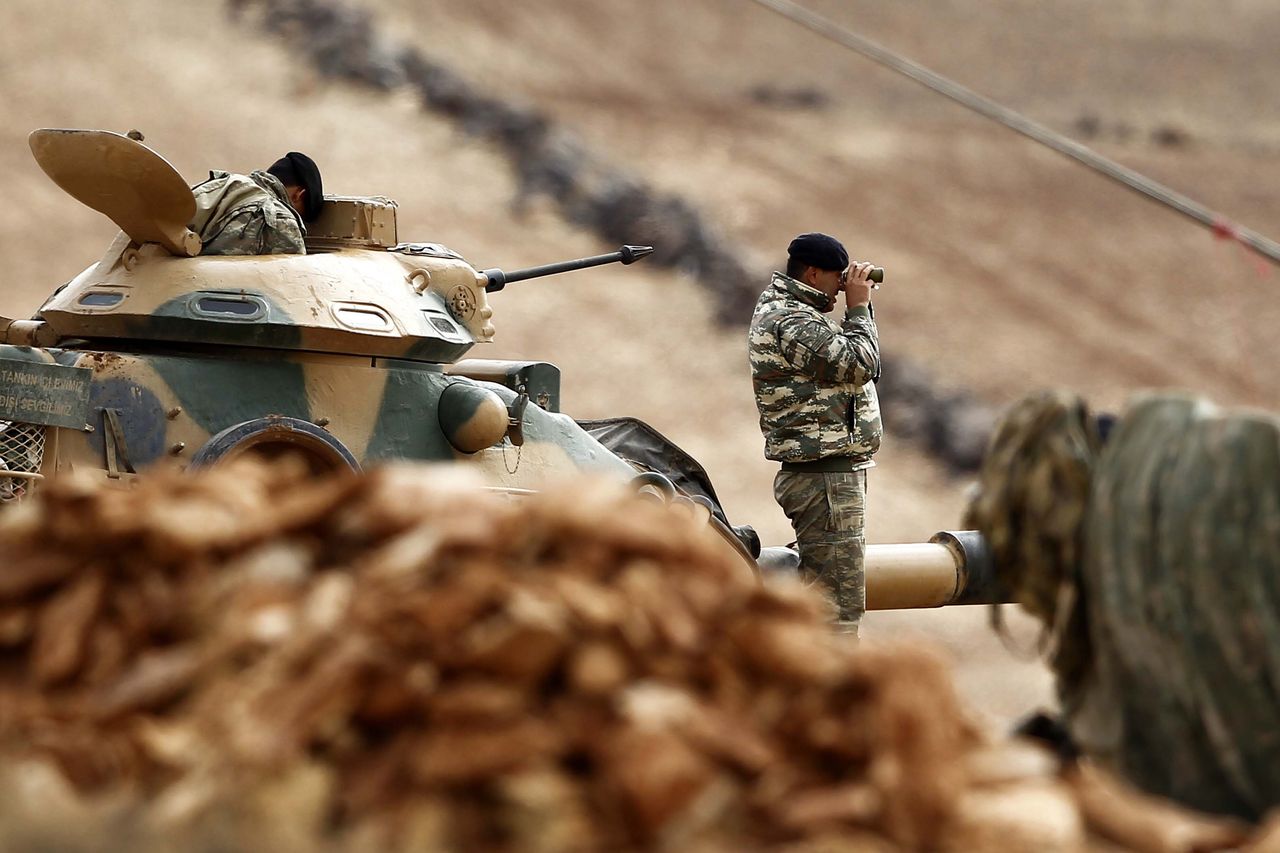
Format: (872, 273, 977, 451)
(0, 420, 47, 502)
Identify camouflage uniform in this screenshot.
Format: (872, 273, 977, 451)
(190, 170, 305, 255)
(749, 271, 882, 632)
(966, 391, 1280, 819)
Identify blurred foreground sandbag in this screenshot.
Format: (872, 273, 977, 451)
(0, 458, 1254, 851)
(967, 390, 1280, 821)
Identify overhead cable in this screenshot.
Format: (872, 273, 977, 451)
(747, 0, 1280, 266)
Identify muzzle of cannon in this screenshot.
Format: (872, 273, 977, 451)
(757, 530, 1004, 609)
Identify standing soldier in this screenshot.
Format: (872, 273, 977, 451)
(749, 233, 882, 636)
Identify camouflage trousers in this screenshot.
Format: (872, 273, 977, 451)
(774, 469, 867, 633)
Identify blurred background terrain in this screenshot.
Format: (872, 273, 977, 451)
(1, 0, 1276, 728)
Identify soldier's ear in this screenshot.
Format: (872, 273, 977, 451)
(287, 185, 307, 215)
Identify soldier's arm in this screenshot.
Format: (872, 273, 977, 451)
(775, 308, 880, 385)
(199, 206, 305, 256)
(199, 208, 264, 256)
(259, 207, 306, 255)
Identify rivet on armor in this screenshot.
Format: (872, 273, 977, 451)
(167, 407, 182, 420)
(169, 442, 186, 455)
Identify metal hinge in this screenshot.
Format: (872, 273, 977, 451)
(99, 408, 136, 479)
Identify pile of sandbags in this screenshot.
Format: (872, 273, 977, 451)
(0, 460, 1260, 851)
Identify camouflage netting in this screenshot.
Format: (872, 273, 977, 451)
(966, 390, 1280, 821)
(226, 0, 997, 474)
(0, 459, 1257, 851)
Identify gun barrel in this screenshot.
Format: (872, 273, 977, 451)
(483, 245, 654, 292)
(863, 531, 999, 608)
(756, 530, 1003, 609)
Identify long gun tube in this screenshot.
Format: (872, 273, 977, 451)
(757, 530, 1004, 609)
(863, 531, 1002, 609)
(483, 245, 654, 292)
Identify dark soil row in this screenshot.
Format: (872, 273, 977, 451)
(230, 0, 996, 472)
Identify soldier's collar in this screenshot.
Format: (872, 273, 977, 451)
(772, 271, 833, 310)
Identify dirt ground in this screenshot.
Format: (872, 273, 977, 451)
(2, 0, 1276, 729)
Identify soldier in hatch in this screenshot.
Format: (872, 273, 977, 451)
(748, 233, 882, 637)
(189, 151, 323, 255)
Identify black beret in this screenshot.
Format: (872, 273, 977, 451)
(267, 151, 324, 222)
(787, 232, 848, 271)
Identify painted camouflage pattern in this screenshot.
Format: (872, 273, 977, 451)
(0, 343, 635, 493)
(775, 468, 867, 631)
(190, 170, 306, 256)
(748, 271, 881, 465)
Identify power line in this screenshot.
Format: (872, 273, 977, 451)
(746, 0, 1280, 266)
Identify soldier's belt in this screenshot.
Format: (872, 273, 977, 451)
(780, 457, 861, 473)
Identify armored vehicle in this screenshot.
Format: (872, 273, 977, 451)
(0, 129, 996, 609)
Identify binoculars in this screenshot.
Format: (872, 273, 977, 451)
(843, 267, 885, 284)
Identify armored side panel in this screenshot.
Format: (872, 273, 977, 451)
(0, 345, 634, 502)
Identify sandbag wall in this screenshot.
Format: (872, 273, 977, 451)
(0, 460, 1265, 851)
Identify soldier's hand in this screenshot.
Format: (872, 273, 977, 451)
(843, 262, 875, 308)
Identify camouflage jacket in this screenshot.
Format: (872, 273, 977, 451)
(190, 170, 305, 256)
(749, 272, 882, 466)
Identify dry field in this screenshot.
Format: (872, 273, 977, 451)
(1, 0, 1276, 727)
